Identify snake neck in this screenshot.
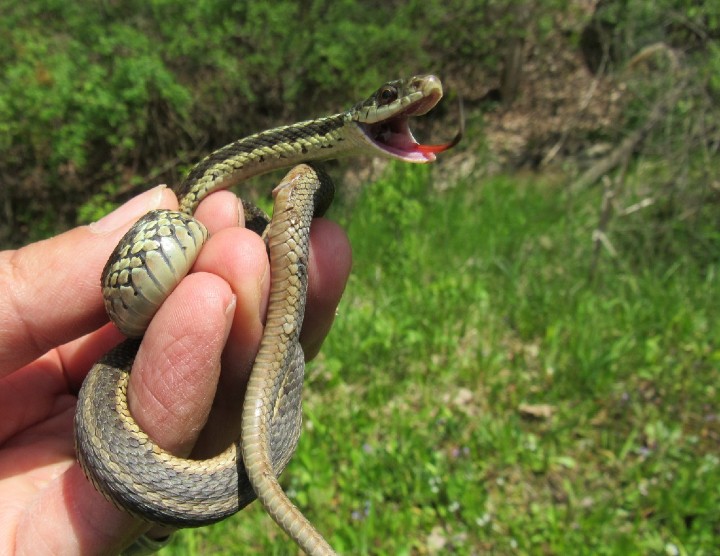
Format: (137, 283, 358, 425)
(176, 112, 361, 214)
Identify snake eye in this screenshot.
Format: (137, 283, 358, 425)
(377, 85, 398, 105)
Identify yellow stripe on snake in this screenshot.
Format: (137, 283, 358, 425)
(74, 75, 460, 555)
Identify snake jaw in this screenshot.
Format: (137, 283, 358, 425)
(359, 115, 437, 163)
(355, 77, 459, 163)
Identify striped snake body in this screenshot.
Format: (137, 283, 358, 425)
(74, 75, 458, 555)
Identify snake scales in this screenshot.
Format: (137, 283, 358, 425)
(74, 75, 460, 555)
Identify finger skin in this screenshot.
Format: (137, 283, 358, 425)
(128, 274, 237, 455)
(4, 221, 239, 555)
(193, 193, 352, 361)
(9, 271, 241, 555)
(194, 190, 244, 233)
(302, 218, 352, 360)
(0, 186, 178, 375)
(187, 217, 352, 458)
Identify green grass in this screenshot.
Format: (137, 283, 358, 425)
(164, 163, 719, 555)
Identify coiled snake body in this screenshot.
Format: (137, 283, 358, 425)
(74, 75, 459, 555)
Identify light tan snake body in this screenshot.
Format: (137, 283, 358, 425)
(74, 75, 459, 555)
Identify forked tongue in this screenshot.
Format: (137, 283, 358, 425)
(418, 96, 464, 155)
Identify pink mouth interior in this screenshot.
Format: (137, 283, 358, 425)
(361, 94, 462, 163)
(366, 117, 433, 162)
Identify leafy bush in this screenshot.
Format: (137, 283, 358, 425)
(2, 0, 718, 263)
(0, 0, 561, 247)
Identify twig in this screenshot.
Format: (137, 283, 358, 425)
(589, 174, 618, 280)
(541, 53, 607, 168)
(571, 43, 685, 193)
(570, 82, 684, 193)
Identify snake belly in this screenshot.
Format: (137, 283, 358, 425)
(76, 164, 333, 529)
(74, 75, 456, 556)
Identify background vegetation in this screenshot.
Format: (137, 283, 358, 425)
(1, 0, 718, 554)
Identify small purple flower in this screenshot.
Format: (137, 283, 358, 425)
(351, 500, 371, 521)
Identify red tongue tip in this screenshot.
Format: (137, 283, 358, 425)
(416, 96, 464, 155)
(417, 141, 455, 154)
(417, 128, 463, 155)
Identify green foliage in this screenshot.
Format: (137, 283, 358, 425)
(0, 0, 568, 247)
(76, 184, 121, 225)
(2, 23, 190, 169)
(589, 0, 720, 60)
(574, 1, 720, 271)
(705, 41, 720, 96)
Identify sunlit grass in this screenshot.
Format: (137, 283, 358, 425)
(166, 163, 719, 555)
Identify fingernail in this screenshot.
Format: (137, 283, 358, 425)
(90, 185, 168, 233)
(237, 199, 245, 227)
(223, 295, 237, 340)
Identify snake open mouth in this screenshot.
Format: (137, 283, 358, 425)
(360, 94, 463, 163)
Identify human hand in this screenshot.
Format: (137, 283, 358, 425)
(0, 184, 351, 554)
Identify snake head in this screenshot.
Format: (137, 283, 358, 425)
(351, 74, 462, 163)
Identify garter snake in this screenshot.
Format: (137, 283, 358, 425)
(74, 75, 460, 555)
